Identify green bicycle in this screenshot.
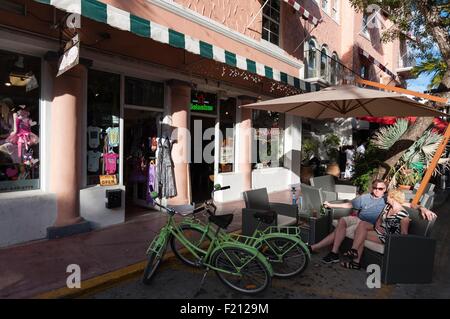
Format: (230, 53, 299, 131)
(171, 185, 310, 278)
(142, 189, 273, 294)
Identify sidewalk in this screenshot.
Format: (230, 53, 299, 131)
(1, 188, 449, 299)
(0, 190, 291, 299)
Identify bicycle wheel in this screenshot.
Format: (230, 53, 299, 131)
(212, 246, 271, 294)
(170, 225, 212, 267)
(142, 251, 163, 285)
(142, 238, 168, 285)
(260, 237, 309, 277)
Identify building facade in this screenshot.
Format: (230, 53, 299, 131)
(0, 0, 410, 247)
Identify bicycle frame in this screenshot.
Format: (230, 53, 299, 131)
(146, 211, 273, 277)
(179, 215, 310, 260)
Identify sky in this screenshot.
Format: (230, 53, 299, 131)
(406, 72, 434, 92)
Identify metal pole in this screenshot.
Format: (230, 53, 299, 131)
(246, 0, 270, 29)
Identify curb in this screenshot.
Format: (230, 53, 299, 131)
(34, 228, 242, 299)
(33, 252, 179, 299)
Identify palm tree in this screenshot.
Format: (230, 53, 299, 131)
(411, 58, 447, 89)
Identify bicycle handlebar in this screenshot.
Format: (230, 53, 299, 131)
(150, 185, 230, 216)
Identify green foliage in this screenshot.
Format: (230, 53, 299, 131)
(371, 119, 409, 150)
(394, 166, 422, 186)
(301, 137, 319, 162)
(403, 129, 443, 166)
(323, 133, 340, 162)
(351, 142, 385, 192)
(369, 120, 445, 188)
(411, 58, 448, 89)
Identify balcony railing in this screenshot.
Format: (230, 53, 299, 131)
(398, 53, 416, 69)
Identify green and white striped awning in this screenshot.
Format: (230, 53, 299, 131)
(34, 0, 318, 92)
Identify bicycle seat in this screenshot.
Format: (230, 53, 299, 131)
(209, 214, 234, 229)
(253, 210, 276, 224)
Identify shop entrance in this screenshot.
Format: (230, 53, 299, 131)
(124, 108, 162, 220)
(190, 115, 216, 204)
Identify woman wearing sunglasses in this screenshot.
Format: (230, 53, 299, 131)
(340, 189, 410, 270)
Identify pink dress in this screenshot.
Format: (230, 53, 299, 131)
(7, 116, 39, 158)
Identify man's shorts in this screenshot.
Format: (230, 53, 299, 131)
(341, 215, 361, 227)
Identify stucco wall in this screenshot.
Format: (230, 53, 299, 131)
(0, 192, 57, 247)
(174, 0, 263, 40)
(80, 185, 126, 229)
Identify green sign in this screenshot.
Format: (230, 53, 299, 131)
(191, 104, 214, 111)
(191, 91, 216, 113)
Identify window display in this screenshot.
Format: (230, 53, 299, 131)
(252, 110, 285, 169)
(87, 70, 120, 185)
(219, 98, 236, 173)
(0, 50, 40, 192)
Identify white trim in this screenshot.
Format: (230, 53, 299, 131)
(151, 22, 169, 44)
(81, 63, 88, 188)
(119, 74, 125, 187)
(256, 62, 265, 77)
(52, 0, 81, 14)
(185, 35, 200, 55)
(236, 55, 247, 70)
(148, 0, 304, 70)
(212, 46, 226, 64)
(273, 69, 281, 81)
(107, 5, 131, 32)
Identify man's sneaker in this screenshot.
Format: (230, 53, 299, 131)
(321, 252, 340, 264)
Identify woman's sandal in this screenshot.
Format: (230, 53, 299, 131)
(341, 260, 361, 270)
(343, 248, 359, 260)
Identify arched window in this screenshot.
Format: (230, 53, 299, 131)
(320, 45, 329, 79)
(331, 52, 339, 84)
(306, 38, 318, 78)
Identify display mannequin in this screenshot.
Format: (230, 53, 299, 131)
(7, 108, 39, 159)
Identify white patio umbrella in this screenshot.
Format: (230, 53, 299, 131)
(240, 85, 447, 118)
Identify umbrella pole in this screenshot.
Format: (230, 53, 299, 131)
(412, 123, 450, 206)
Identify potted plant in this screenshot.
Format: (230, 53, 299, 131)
(323, 133, 341, 177)
(395, 166, 421, 190)
(301, 137, 319, 183)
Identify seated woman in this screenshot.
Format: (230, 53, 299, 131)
(341, 189, 410, 270)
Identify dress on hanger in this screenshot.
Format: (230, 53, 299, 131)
(155, 137, 177, 198)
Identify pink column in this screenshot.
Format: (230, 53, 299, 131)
(238, 96, 256, 192)
(167, 80, 190, 205)
(50, 65, 85, 227)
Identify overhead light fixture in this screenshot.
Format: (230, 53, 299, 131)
(9, 71, 33, 87)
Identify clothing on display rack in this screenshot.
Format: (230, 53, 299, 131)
(146, 161, 156, 204)
(106, 127, 120, 147)
(155, 137, 177, 198)
(87, 126, 102, 149)
(103, 151, 119, 174)
(87, 150, 102, 172)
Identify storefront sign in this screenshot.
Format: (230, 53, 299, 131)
(99, 175, 118, 186)
(191, 91, 217, 113)
(0, 179, 39, 192)
(57, 34, 80, 77)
